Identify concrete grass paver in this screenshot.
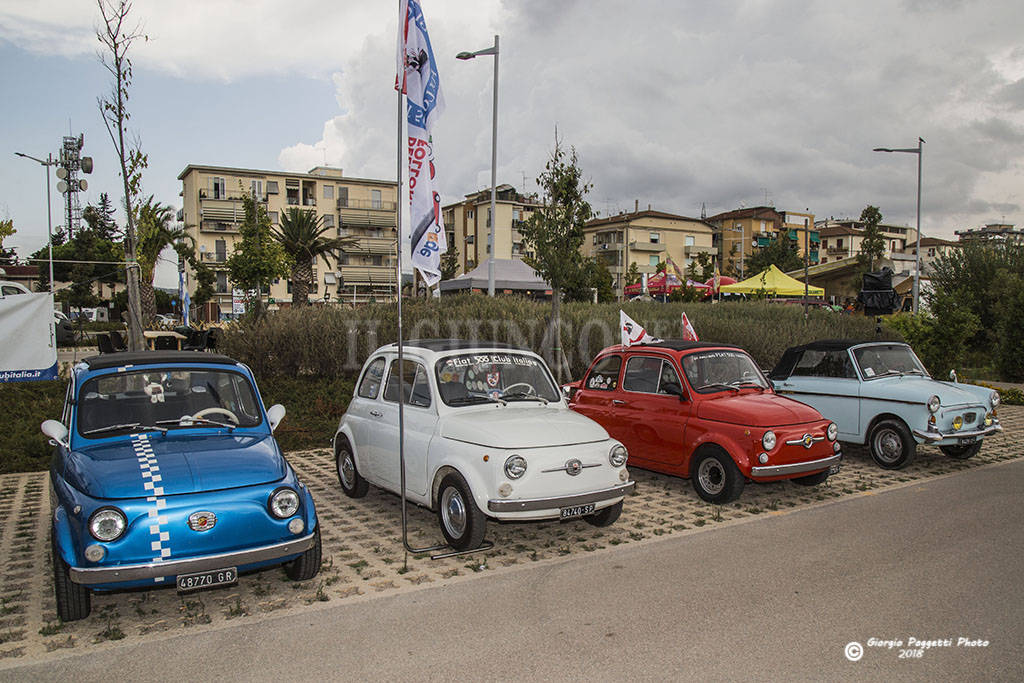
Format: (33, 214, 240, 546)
(0, 406, 1020, 664)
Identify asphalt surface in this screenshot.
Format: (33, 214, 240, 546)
(5, 457, 1021, 682)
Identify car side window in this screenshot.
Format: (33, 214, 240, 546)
(357, 358, 386, 399)
(792, 350, 856, 379)
(383, 360, 432, 408)
(623, 356, 661, 393)
(585, 355, 621, 391)
(658, 360, 682, 394)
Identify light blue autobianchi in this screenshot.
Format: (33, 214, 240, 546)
(43, 351, 320, 622)
(770, 340, 1001, 469)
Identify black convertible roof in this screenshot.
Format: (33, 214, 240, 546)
(387, 339, 528, 352)
(769, 339, 906, 379)
(82, 351, 239, 371)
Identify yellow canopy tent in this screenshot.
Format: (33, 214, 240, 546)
(719, 264, 824, 296)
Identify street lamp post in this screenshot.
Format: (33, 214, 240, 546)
(873, 138, 924, 313)
(457, 35, 499, 297)
(13, 152, 56, 293)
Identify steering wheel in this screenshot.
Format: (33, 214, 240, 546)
(504, 382, 537, 395)
(192, 407, 239, 424)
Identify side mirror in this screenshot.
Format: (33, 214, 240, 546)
(266, 404, 286, 432)
(561, 384, 577, 401)
(41, 419, 69, 449)
(949, 369, 958, 383)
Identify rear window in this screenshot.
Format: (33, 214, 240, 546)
(585, 355, 622, 391)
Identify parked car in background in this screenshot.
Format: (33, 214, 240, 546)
(770, 340, 1002, 469)
(334, 340, 635, 551)
(565, 341, 842, 504)
(44, 351, 320, 621)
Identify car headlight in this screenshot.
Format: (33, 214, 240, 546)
(927, 395, 940, 414)
(827, 422, 838, 441)
(504, 455, 527, 479)
(952, 415, 963, 431)
(269, 487, 300, 518)
(609, 444, 628, 467)
(762, 431, 777, 451)
(89, 507, 127, 542)
(991, 391, 1000, 408)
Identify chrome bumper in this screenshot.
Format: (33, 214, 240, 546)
(488, 481, 635, 513)
(750, 453, 842, 478)
(912, 422, 1002, 443)
(69, 532, 317, 585)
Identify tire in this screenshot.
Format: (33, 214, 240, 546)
(585, 500, 622, 527)
(335, 439, 368, 498)
(791, 469, 830, 487)
(868, 419, 916, 469)
(437, 473, 487, 551)
(284, 525, 321, 581)
(691, 450, 745, 504)
(52, 535, 90, 622)
(940, 442, 982, 460)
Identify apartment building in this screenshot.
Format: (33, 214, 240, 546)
(178, 165, 398, 316)
(705, 206, 819, 276)
(954, 223, 1023, 244)
(816, 219, 918, 264)
(441, 184, 541, 275)
(581, 210, 716, 299)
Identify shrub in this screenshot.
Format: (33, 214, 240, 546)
(0, 380, 65, 474)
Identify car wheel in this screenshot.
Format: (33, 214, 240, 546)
(691, 450, 745, 504)
(868, 419, 916, 469)
(791, 469, 830, 486)
(52, 536, 90, 622)
(584, 500, 622, 527)
(335, 440, 368, 498)
(939, 442, 983, 460)
(284, 525, 322, 581)
(437, 473, 487, 551)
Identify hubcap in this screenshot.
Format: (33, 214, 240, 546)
(697, 458, 725, 495)
(338, 450, 354, 488)
(874, 429, 902, 463)
(441, 487, 467, 539)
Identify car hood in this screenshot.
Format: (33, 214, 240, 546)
(860, 376, 987, 408)
(441, 406, 609, 448)
(66, 433, 286, 499)
(697, 391, 823, 427)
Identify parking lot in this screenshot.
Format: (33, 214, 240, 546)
(0, 406, 1021, 664)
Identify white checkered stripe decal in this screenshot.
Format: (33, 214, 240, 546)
(131, 434, 170, 583)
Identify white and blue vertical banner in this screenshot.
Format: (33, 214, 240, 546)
(398, 0, 447, 286)
(179, 269, 191, 326)
(0, 292, 58, 382)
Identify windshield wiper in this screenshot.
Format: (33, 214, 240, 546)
(502, 392, 549, 405)
(731, 382, 766, 391)
(447, 395, 508, 407)
(82, 423, 168, 437)
(156, 417, 235, 431)
(697, 383, 740, 392)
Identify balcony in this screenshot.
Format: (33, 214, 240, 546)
(629, 241, 663, 253)
(201, 252, 228, 264)
(827, 246, 848, 255)
(339, 206, 397, 229)
(684, 245, 718, 256)
(339, 265, 398, 286)
(342, 237, 396, 255)
(337, 198, 398, 211)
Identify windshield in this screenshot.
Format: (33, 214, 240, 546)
(76, 368, 262, 437)
(680, 350, 770, 393)
(435, 352, 560, 406)
(853, 344, 929, 379)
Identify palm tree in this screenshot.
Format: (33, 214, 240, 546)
(273, 208, 353, 307)
(136, 196, 193, 324)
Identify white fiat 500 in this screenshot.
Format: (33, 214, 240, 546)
(334, 340, 635, 550)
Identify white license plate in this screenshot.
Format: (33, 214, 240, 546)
(828, 463, 841, 475)
(560, 504, 595, 519)
(177, 567, 237, 592)
(958, 436, 977, 445)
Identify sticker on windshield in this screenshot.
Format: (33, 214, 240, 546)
(864, 367, 875, 377)
(487, 371, 501, 387)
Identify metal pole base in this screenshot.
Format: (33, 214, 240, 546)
(403, 539, 495, 561)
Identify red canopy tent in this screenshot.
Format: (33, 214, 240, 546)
(624, 272, 712, 297)
(704, 275, 737, 295)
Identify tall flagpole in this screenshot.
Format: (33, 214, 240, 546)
(396, 0, 409, 554)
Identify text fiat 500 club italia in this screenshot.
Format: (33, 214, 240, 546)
(565, 341, 842, 504)
(44, 351, 320, 621)
(334, 340, 635, 550)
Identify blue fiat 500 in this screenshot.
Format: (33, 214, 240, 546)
(771, 340, 1001, 469)
(43, 351, 320, 621)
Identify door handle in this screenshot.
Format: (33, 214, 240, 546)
(369, 410, 383, 418)
(612, 399, 627, 406)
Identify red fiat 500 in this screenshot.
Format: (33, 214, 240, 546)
(565, 341, 842, 503)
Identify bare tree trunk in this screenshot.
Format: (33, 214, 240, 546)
(140, 279, 156, 325)
(292, 259, 312, 307)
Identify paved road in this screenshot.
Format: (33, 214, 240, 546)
(6, 459, 1022, 682)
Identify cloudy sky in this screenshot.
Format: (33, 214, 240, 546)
(3, 0, 1023, 282)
